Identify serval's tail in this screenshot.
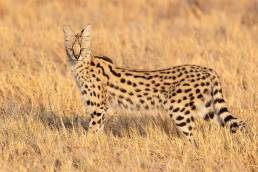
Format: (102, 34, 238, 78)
(210, 72, 246, 133)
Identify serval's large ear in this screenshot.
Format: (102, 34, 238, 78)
(80, 25, 91, 49)
(63, 25, 74, 41)
(81, 25, 91, 39)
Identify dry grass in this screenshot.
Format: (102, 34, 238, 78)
(0, 0, 258, 171)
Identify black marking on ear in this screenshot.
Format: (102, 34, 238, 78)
(81, 28, 85, 34)
(95, 56, 113, 63)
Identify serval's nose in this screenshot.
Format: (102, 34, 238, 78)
(73, 42, 81, 59)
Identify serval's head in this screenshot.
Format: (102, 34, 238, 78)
(63, 25, 91, 65)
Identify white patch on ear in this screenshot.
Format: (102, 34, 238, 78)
(63, 25, 74, 40)
(81, 25, 91, 39)
(81, 25, 91, 49)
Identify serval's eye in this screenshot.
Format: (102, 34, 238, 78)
(67, 48, 75, 55)
(80, 48, 86, 54)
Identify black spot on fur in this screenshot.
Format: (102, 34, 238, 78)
(224, 115, 237, 123)
(203, 89, 209, 94)
(205, 100, 212, 107)
(197, 94, 204, 99)
(177, 89, 182, 93)
(214, 98, 225, 104)
(191, 116, 195, 122)
(230, 123, 239, 133)
(194, 84, 199, 88)
(120, 78, 126, 83)
(120, 88, 127, 93)
(140, 99, 145, 104)
(183, 83, 190, 86)
(90, 61, 95, 66)
(125, 73, 133, 76)
(108, 65, 121, 77)
(135, 89, 141, 92)
(97, 119, 102, 124)
(218, 107, 228, 116)
(176, 122, 186, 127)
(184, 88, 192, 93)
(128, 92, 134, 96)
(126, 98, 133, 104)
(191, 105, 196, 110)
(127, 80, 132, 85)
(176, 116, 184, 121)
(185, 110, 190, 115)
(204, 112, 214, 121)
(96, 63, 110, 79)
(173, 107, 180, 112)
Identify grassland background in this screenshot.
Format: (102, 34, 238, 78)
(0, 0, 257, 171)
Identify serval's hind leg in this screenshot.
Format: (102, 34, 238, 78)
(167, 103, 196, 143)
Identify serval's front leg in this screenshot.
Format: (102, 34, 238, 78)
(88, 105, 108, 133)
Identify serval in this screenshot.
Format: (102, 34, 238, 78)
(63, 25, 246, 141)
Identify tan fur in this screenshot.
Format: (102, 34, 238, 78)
(63, 26, 246, 141)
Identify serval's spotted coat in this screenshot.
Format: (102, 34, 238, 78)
(63, 25, 246, 141)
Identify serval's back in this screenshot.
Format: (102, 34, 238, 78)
(63, 25, 246, 141)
